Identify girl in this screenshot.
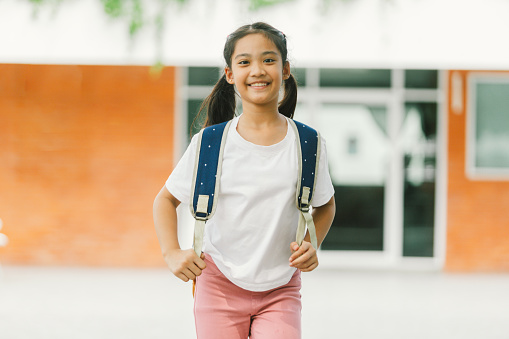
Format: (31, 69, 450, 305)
(153, 22, 335, 339)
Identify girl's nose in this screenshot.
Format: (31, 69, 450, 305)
(250, 62, 266, 76)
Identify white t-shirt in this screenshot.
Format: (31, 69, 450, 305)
(166, 116, 334, 291)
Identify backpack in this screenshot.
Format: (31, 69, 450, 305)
(190, 119, 321, 256)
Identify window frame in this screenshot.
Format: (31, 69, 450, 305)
(466, 73, 509, 180)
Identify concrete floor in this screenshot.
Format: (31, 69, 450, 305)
(1, 265, 509, 339)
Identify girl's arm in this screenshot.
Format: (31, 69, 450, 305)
(153, 186, 206, 282)
(289, 196, 336, 272)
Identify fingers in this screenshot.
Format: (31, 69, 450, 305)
(196, 253, 207, 270)
(169, 249, 207, 282)
(290, 250, 313, 268)
(289, 241, 319, 272)
(300, 263, 318, 272)
(290, 242, 299, 254)
(174, 270, 193, 282)
(289, 241, 311, 262)
(176, 266, 201, 282)
(187, 262, 203, 277)
(296, 258, 318, 272)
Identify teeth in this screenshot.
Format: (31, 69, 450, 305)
(250, 83, 268, 87)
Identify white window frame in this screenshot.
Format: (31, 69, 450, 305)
(466, 73, 509, 180)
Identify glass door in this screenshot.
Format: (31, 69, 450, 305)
(293, 69, 443, 268)
(401, 103, 437, 257)
(312, 103, 389, 251)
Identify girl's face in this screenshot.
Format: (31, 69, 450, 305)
(225, 33, 290, 112)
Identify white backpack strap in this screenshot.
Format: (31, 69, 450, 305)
(193, 195, 208, 256)
(290, 119, 321, 250)
(296, 188, 318, 250)
(190, 120, 232, 256)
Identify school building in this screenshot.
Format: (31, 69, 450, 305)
(0, 0, 508, 272)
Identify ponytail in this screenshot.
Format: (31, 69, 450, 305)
(192, 74, 236, 136)
(278, 73, 297, 119)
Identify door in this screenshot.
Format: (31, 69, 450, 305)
(294, 68, 443, 269)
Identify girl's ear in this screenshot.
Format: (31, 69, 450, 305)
(225, 67, 235, 84)
(283, 62, 291, 80)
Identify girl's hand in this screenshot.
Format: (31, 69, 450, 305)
(165, 249, 207, 282)
(289, 241, 318, 272)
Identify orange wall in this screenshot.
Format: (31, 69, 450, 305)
(446, 70, 509, 272)
(0, 64, 175, 267)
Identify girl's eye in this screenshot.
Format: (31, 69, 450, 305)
(238, 60, 249, 65)
(264, 58, 276, 63)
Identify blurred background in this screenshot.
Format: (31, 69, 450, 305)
(1, 0, 509, 338)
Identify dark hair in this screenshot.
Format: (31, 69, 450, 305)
(193, 22, 298, 131)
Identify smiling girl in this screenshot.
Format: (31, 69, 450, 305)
(153, 22, 335, 339)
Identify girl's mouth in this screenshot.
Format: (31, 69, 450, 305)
(249, 82, 269, 88)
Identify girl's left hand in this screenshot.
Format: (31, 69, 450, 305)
(289, 241, 318, 272)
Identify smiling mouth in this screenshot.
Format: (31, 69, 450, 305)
(249, 82, 269, 87)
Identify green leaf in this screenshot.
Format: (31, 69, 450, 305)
(101, 0, 123, 18)
(128, 0, 144, 37)
(249, 0, 293, 10)
(150, 61, 165, 78)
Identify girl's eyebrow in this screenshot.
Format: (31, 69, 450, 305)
(234, 51, 278, 60)
(261, 51, 278, 57)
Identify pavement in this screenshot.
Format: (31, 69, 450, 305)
(1, 265, 509, 339)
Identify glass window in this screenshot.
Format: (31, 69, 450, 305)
(188, 67, 221, 86)
(401, 103, 437, 257)
(188, 99, 205, 140)
(297, 104, 389, 251)
(319, 69, 391, 88)
(471, 79, 509, 171)
(347, 137, 358, 155)
(405, 70, 438, 89)
(293, 68, 306, 87)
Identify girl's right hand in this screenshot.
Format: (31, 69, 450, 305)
(165, 249, 207, 282)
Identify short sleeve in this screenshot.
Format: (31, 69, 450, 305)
(311, 135, 335, 207)
(165, 134, 200, 205)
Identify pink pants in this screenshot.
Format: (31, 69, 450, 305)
(194, 254, 302, 339)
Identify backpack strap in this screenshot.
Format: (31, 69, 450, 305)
(289, 120, 321, 250)
(190, 120, 232, 256)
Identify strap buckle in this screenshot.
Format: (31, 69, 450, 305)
(195, 214, 208, 221)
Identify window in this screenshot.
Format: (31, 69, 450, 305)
(305, 103, 388, 251)
(347, 136, 358, 155)
(294, 68, 306, 87)
(405, 70, 438, 89)
(402, 103, 437, 257)
(188, 67, 221, 86)
(467, 75, 509, 178)
(188, 99, 205, 138)
(319, 69, 391, 88)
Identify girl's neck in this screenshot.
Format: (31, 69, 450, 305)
(236, 108, 288, 146)
(239, 106, 283, 128)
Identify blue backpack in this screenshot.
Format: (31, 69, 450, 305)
(190, 119, 321, 256)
